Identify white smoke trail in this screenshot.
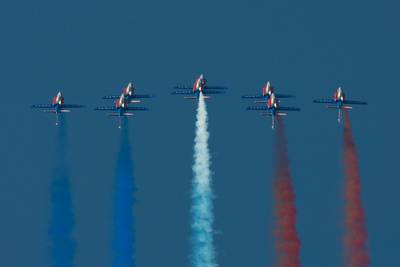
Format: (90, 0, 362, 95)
(191, 93, 217, 267)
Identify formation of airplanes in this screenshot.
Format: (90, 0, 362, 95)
(31, 74, 368, 129)
(94, 83, 150, 128)
(242, 81, 299, 129)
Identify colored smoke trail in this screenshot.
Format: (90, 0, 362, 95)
(191, 93, 217, 267)
(49, 117, 76, 267)
(273, 118, 301, 267)
(113, 120, 135, 267)
(342, 111, 369, 267)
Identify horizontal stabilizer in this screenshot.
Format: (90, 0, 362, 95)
(327, 105, 352, 110)
(277, 112, 288, 116)
(42, 109, 56, 113)
(261, 112, 272, 116)
(172, 90, 192, 95)
(183, 96, 210, 100)
(254, 100, 267, 103)
(326, 105, 339, 109)
(129, 100, 141, 103)
(106, 112, 134, 116)
(60, 109, 71, 113)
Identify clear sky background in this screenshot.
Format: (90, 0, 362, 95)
(0, 0, 399, 266)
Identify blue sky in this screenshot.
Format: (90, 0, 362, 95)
(0, 0, 399, 266)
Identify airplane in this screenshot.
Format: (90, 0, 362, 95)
(242, 81, 294, 103)
(102, 82, 153, 103)
(313, 87, 367, 123)
(246, 93, 300, 129)
(172, 74, 227, 99)
(94, 94, 148, 127)
(31, 91, 84, 125)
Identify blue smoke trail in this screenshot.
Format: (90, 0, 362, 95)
(49, 116, 76, 267)
(113, 119, 135, 267)
(191, 93, 217, 267)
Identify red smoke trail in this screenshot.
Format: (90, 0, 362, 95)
(343, 111, 370, 267)
(274, 118, 301, 267)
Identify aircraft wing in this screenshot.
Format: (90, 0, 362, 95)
(31, 104, 53, 109)
(103, 94, 154, 99)
(174, 85, 192, 90)
(62, 104, 84, 108)
(204, 86, 228, 90)
(344, 100, 368, 105)
(203, 90, 225, 95)
(102, 95, 120, 100)
(277, 106, 301, 112)
(246, 106, 268, 111)
(276, 94, 294, 98)
(126, 107, 148, 111)
(172, 90, 193, 95)
(132, 94, 154, 99)
(313, 99, 335, 104)
(94, 107, 117, 111)
(242, 95, 264, 99)
(174, 85, 227, 90)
